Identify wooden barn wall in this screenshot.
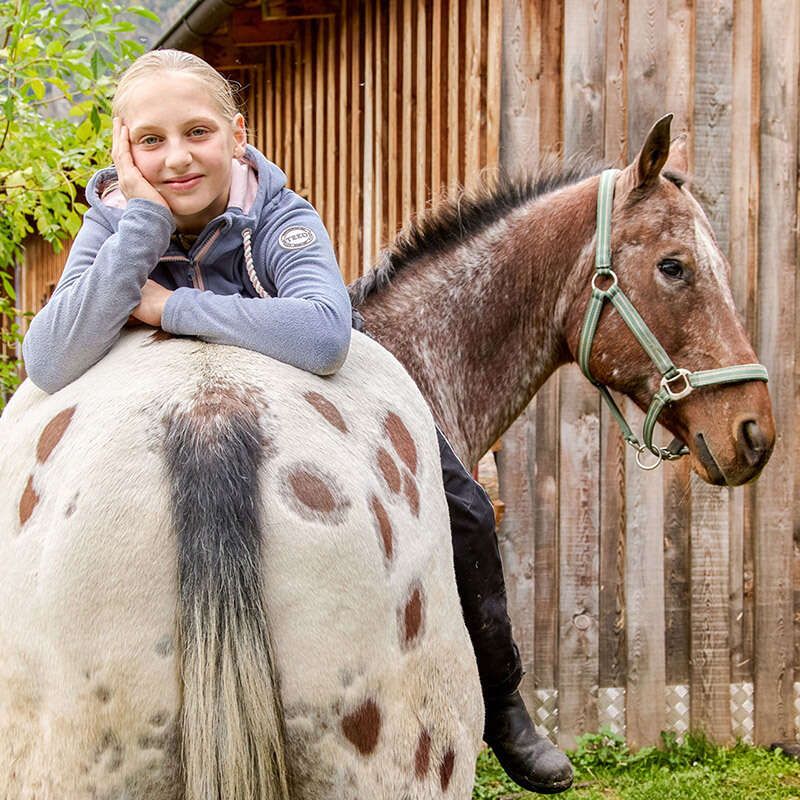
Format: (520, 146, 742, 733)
(13, 0, 799, 750)
(206, 0, 502, 284)
(496, 0, 799, 751)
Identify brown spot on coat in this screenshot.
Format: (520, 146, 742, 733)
(385, 412, 417, 474)
(36, 406, 76, 463)
(414, 729, 431, 778)
(376, 448, 401, 494)
(440, 749, 455, 791)
(341, 698, 381, 755)
(400, 582, 425, 650)
(65, 491, 79, 518)
(19, 475, 39, 527)
(94, 685, 112, 704)
(286, 464, 351, 523)
(370, 495, 394, 562)
(304, 391, 348, 433)
(403, 472, 420, 517)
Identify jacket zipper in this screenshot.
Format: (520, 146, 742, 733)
(162, 224, 225, 290)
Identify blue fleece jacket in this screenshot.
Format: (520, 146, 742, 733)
(22, 145, 352, 394)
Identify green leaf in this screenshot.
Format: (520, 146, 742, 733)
(128, 6, 160, 22)
(29, 78, 46, 100)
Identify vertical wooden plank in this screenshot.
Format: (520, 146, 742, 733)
(337, 0, 350, 273)
(431, 0, 443, 199)
(447, 0, 460, 187)
(624, 409, 667, 749)
(266, 52, 275, 160)
(625, 0, 668, 748)
(373, 0, 386, 253)
(325, 18, 337, 248)
(729, 0, 760, 693)
(558, 0, 606, 750)
(539, 0, 563, 152)
(661, 0, 694, 702)
(387, 0, 400, 237)
(465, 0, 483, 185)
(754, 0, 798, 746)
(303, 24, 313, 200)
(533, 0, 563, 702)
(690, 476, 733, 741)
(415, 0, 427, 212)
(500, 0, 541, 165)
(486, 0, 502, 170)
(349, 1, 362, 283)
(314, 23, 325, 219)
(664, 460, 692, 689)
(401, 0, 413, 222)
(498, 0, 544, 716)
(362, 1, 374, 274)
(284, 48, 294, 184)
(599, 0, 628, 696)
(666, 0, 695, 138)
(496, 409, 537, 711)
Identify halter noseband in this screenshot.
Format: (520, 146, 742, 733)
(578, 169, 769, 470)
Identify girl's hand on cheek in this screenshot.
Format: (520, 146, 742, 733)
(112, 117, 170, 210)
(131, 279, 173, 327)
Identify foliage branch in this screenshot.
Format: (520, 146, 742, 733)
(0, 0, 158, 407)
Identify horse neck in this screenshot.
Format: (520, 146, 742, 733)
(362, 176, 600, 466)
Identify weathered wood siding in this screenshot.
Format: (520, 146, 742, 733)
(207, 0, 502, 284)
(497, 0, 799, 750)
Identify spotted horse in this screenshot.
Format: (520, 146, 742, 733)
(0, 117, 774, 799)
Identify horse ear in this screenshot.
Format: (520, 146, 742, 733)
(633, 113, 673, 188)
(665, 132, 689, 175)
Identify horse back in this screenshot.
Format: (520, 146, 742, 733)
(0, 329, 482, 799)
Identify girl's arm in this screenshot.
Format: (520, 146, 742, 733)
(21, 199, 174, 393)
(160, 191, 351, 376)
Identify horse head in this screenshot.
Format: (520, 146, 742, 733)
(564, 115, 775, 486)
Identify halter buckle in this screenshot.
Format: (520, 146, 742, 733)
(661, 368, 694, 401)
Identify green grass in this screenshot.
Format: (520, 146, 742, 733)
(473, 730, 800, 800)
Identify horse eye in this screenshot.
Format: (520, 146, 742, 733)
(658, 259, 684, 279)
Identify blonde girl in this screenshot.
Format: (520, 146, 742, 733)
(23, 49, 351, 393)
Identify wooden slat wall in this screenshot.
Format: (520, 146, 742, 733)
(497, 0, 799, 749)
(15, 0, 800, 748)
(213, 0, 502, 284)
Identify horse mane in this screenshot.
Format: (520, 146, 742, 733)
(349, 155, 605, 307)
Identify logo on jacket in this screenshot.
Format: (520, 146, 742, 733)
(278, 225, 317, 250)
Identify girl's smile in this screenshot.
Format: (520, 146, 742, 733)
(120, 72, 246, 233)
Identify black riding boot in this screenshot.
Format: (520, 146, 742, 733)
(436, 428, 574, 795)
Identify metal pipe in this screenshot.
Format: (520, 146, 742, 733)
(155, 0, 249, 51)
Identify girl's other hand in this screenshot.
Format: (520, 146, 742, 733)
(112, 117, 170, 210)
(131, 279, 173, 327)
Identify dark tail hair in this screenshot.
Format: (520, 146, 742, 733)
(164, 391, 288, 800)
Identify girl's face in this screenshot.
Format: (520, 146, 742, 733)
(121, 72, 247, 233)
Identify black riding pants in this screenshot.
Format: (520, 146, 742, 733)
(436, 427, 523, 700)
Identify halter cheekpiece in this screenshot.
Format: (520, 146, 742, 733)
(578, 169, 769, 470)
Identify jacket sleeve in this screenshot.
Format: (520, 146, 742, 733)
(160, 189, 352, 376)
(22, 199, 175, 394)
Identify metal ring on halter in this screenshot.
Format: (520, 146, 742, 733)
(635, 444, 664, 470)
(591, 269, 618, 294)
(660, 368, 694, 401)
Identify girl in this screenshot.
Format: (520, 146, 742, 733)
(22, 49, 352, 394)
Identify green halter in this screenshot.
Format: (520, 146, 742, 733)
(578, 169, 769, 470)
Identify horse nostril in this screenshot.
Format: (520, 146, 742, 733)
(737, 419, 767, 467)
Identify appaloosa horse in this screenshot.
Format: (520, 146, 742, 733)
(0, 116, 774, 800)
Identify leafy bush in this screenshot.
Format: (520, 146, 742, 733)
(0, 0, 158, 408)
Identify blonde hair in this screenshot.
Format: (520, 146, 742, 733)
(112, 49, 242, 123)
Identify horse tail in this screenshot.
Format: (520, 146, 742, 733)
(164, 390, 288, 800)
